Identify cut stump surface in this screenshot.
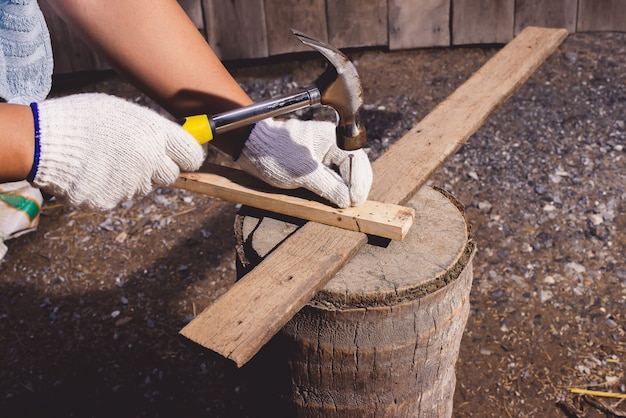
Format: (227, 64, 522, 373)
(237, 186, 475, 417)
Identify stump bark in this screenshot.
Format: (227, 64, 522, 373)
(235, 186, 475, 417)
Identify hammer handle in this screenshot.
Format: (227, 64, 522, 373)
(180, 87, 322, 144)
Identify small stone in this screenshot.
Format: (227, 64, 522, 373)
(478, 201, 492, 211)
(575, 364, 590, 375)
(115, 317, 132, 327)
(566, 262, 586, 273)
(589, 213, 603, 225)
(480, 348, 492, 356)
(120, 200, 134, 209)
(543, 204, 556, 212)
(152, 195, 170, 206)
(99, 218, 116, 232)
(564, 52, 578, 63)
(540, 290, 553, 303)
(49, 307, 59, 321)
(49, 277, 65, 285)
(549, 174, 562, 183)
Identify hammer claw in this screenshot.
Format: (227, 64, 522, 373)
(290, 29, 359, 87)
(291, 29, 349, 68)
(291, 29, 366, 151)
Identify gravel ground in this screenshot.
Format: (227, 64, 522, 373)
(0, 31, 624, 417)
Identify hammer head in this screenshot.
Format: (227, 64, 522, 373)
(292, 30, 366, 151)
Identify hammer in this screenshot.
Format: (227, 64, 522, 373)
(181, 29, 366, 151)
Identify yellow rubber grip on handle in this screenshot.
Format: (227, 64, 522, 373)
(181, 114, 214, 144)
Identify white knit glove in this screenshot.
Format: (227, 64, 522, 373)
(236, 118, 372, 208)
(28, 93, 204, 210)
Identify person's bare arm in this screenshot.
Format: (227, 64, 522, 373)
(46, 0, 253, 156)
(0, 104, 35, 182)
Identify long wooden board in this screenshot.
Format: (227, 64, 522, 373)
(180, 27, 569, 367)
(174, 165, 415, 241)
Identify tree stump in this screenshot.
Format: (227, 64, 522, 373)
(235, 186, 475, 417)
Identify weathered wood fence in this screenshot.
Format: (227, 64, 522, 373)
(41, 0, 626, 74)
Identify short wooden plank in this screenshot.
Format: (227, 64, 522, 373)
(174, 165, 415, 241)
(327, 0, 388, 49)
(514, 0, 578, 34)
(577, 0, 626, 32)
(180, 27, 569, 367)
(203, 0, 268, 60)
(388, 0, 450, 50)
(264, 0, 327, 56)
(452, 0, 515, 45)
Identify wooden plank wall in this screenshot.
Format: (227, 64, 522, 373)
(40, 0, 626, 74)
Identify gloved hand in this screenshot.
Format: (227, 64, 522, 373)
(236, 118, 372, 208)
(28, 93, 205, 210)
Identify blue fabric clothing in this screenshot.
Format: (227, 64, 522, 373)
(0, 0, 52, 104)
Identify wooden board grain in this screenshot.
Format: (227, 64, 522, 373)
(578, 0, 626, 32)
(514, 0, 577, 34)
(180, 27, 569, 367)
(452, 0, 515, 45)
(388, 0, 450, 49)
(264, 0, 327, 56)
(203, 0, 268, 60)
(174, 165, 415, 241)
(327, 0, 388, 49)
